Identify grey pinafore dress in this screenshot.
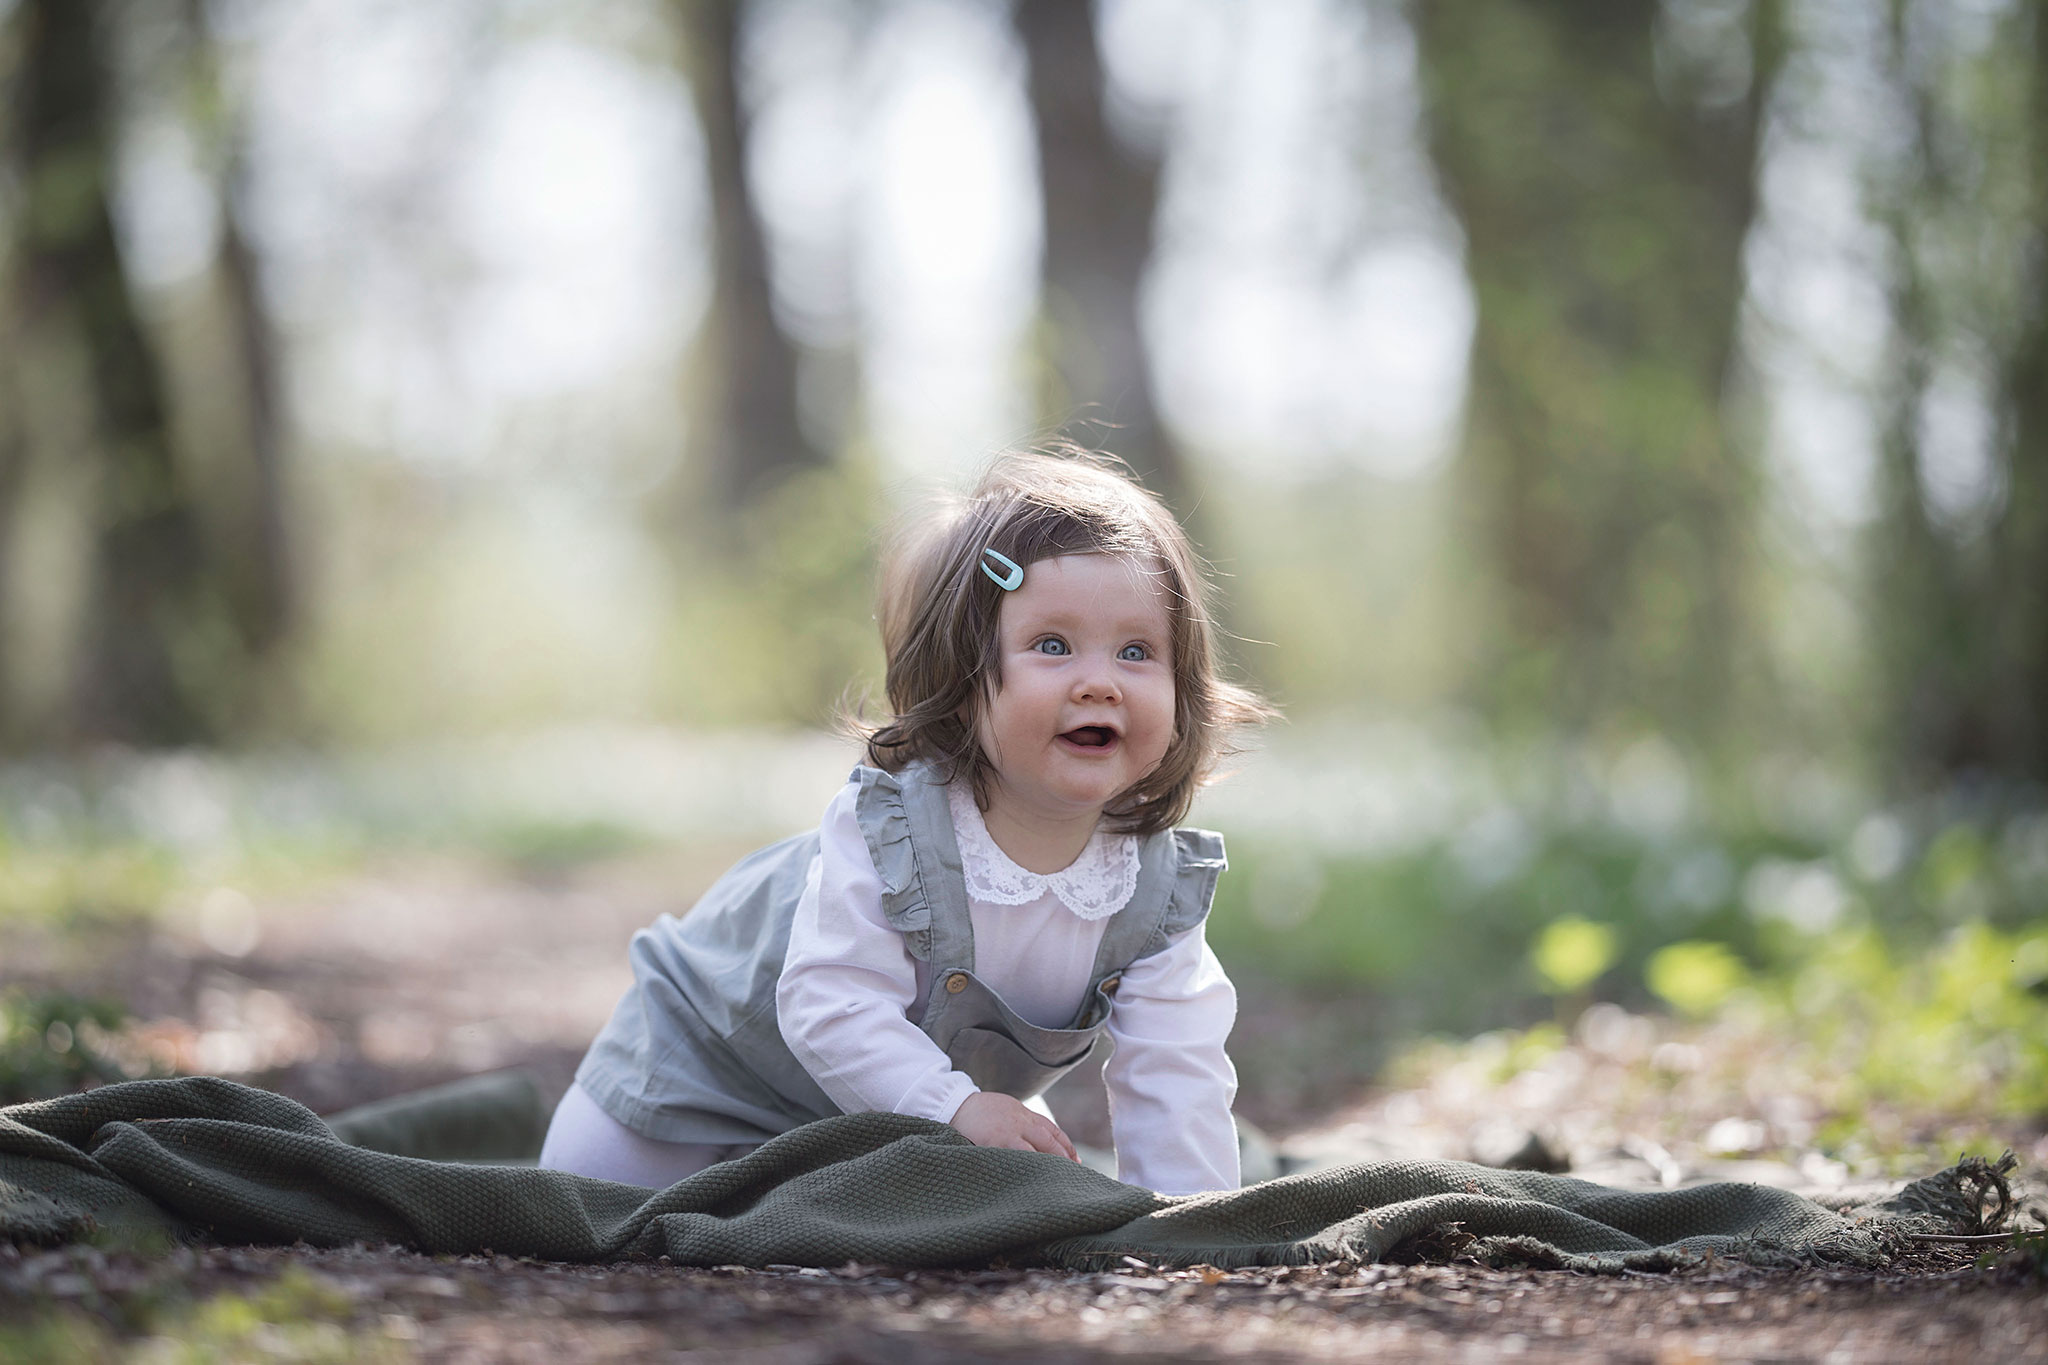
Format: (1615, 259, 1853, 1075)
(575, 761, 1228, 1146)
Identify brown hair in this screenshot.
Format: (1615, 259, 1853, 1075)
(861, 451, 1274, 835)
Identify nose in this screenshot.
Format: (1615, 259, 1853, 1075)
(1073, 660, 1121, 705)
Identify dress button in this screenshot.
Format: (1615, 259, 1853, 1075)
(1100, 975, 1121, 995)
(945, 972, 969, 994)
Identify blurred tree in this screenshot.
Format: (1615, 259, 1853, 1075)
(1415, 1, 1784, 749)
(180, 0, 293, 664)
(1872, 0, 2048, 786)
(674, 0, 827, 513)
(1015, 0, 1186, 511)
(0, 354, 20, 742)
(209, 151, 291, 654)
(2003, 0, 2048, 783)
(656, 1, 877, 727)
(13, 0, 219, 743)
(0, 8, 22, 741)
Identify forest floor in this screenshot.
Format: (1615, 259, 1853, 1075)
(2, 848, 2044, 1362)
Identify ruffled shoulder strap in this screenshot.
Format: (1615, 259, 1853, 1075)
(848, 761, 973, 965)
(1087, 824, 1228, 977)
(1159, 826, 1228, 939)
(851, 765, 925, 931)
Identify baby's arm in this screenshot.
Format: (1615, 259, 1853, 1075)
(1103, 924, 1239, 1194)
(777, 783, 1076, 1159)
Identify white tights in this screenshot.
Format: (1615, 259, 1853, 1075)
(536, 1082, 759, 1188)
(539, 1082, 1048, 1188)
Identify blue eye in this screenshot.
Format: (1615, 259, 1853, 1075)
(1033, 637, 1070, 656)
(1118, 643, 1150, 662)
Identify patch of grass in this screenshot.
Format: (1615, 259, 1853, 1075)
(0, 1267, 404, 1365)
(1768, 920, 2048, 1126)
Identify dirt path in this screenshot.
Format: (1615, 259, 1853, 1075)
(5, 1241, 2040, 1363)
(4, 855, 2045, 1362)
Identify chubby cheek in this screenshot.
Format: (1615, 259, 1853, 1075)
(1134, 690, 1177, 770)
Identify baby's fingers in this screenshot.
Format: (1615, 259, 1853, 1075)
(1031, 1118, 1078, 1161)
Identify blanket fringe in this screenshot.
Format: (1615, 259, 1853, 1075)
(1875, 1151, 2016, 1235)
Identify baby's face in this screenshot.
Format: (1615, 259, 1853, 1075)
(976, 553, 1176, 823)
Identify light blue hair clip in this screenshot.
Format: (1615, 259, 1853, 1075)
(980, 547, 1024, 591)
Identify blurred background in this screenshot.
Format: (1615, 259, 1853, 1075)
(1, 0, 2044, 1177)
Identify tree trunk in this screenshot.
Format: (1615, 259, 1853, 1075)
(1014, 0, 1185, 511)
(0, 357, 22, 742)
(1869, 5, 1985, 783)
(180, 0, 294, 661)
(1994, 283, 2048, 783)
(1414, 0, 1781, 744)
(165, 0, 295, 660)
(1987, 0, 2048, 781)
(15, 0, 215, 744)
(1870, 0, 2048, 788)
(675, 0, 823, 513)
(210, 146, 291, 655)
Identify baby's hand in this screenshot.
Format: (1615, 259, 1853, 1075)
(948, 1092, 1078, 1160)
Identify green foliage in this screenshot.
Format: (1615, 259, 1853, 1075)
(1530, 917, 1618, 995)
(1646, 940, 1747, 1017)
(1382, 917, 2048, 1163)
(1769, 920, 2048, 1122)
(0, 991, 136, 1104)
(1207, 782, 2048, 1062)
(1208, 816, 1779, 1034)
(1917, 824, 1991, 917)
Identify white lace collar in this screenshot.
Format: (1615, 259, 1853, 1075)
(945, 781, 1141, 922)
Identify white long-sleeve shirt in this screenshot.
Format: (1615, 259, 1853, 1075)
(776, 780, 1239, 1195)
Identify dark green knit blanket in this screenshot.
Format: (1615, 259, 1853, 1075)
(0, 1077, 1985, 1272)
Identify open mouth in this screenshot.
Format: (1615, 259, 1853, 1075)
(1060, 726, 1118, 750)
